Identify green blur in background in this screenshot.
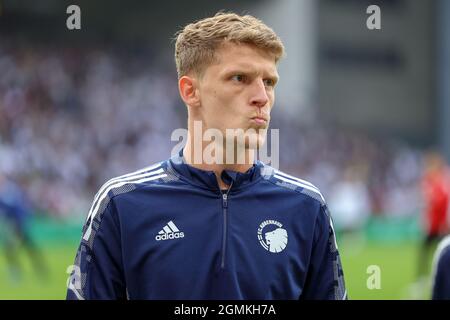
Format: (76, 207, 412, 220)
(0, 215, 433, 300)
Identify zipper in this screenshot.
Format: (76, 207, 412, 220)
(220, 182, 233, 269)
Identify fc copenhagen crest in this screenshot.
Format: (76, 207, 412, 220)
(257, 220, 288, 253)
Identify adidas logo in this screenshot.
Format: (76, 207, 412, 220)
(155, 221, 185, 241)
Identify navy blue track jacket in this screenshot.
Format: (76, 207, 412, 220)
(432, 235, 450, 299)
(67, 149, 347, 300)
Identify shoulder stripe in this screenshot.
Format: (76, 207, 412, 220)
(87, 170, 165, 223)
(90, 163, 162, 207)
(105, 162, 162, 185)
(274, 170, 319, 191)
(274, 174, 325, 202)
(85, 164, 163, 223)
(431, 235, 450, 286)
(83, 173, 167, 241)
(434, 235, 450, 262)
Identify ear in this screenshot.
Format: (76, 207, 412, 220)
(178, 75, 201, 108)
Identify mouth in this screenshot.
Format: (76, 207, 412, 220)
(250, 116, 268, 126)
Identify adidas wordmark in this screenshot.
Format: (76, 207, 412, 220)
(155, 221, 185, 241)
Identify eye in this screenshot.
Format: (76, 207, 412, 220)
(231, 74, 246, 82)
(263, 79, 276, 87)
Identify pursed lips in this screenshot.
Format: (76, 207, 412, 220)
(250, 115, 268, 125)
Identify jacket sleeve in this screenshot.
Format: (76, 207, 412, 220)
(300, 204, 347, 300)
(66, 198, 126, 300)
(432, 245, 450, 299)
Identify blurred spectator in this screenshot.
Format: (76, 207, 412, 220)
(417, 151, 450, 280)
(328, 165, 371, 232)
(0, 171, 47, 281)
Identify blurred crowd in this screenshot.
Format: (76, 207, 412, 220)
(276, 121, 427, 230)
(0, 43, 183, 218)
(0, 43, 448, 232)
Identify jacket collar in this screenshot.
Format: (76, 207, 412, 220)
(169, 148, 263, 192)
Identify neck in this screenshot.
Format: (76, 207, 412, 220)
(182, 132, 255, 190)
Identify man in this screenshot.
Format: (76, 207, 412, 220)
(0, 172, 47, 281)
(431, 235, 450, 299)
(67, 12, 347, 300)
(417, 151, 449, 281)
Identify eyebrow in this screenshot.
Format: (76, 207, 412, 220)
(222, 66, 279, 83)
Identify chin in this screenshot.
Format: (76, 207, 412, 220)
(244, 134, 267, 150)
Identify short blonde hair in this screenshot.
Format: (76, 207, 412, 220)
(174, 12, 285, 78)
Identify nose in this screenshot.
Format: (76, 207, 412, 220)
(249, 79, 269, 109)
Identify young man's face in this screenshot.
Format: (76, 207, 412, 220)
(196, 42, 279, 152)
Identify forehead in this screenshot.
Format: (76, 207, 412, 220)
(211, 42, 278, 75)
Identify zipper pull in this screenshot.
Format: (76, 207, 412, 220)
(222, 193, 228, 208)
